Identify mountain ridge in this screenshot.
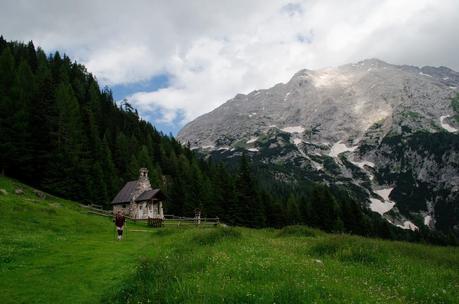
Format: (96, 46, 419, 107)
(179, 58, 458, 148)
(178, 58, 459, 234)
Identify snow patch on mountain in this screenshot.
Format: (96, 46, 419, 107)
(419, 72, 432, 78)
(369, 188, 396, 215)
(351, 158, 375, 180)
(293, 138, 302, 145)
(424, 215, 432, 226)
(350, 159, 375, 169)
(397, 221, 418, 231)
(374, 188, 393, 201)
(329, 141, 358, 157)
(201, 145, 215, 150)
(369, 198, 395, 215)
(440, 115, 458, 132)
(283, 92, 290, 101)
(247, 137, 258, 144)
(312, 161, 323, 171)
(281, 126, 305, 133)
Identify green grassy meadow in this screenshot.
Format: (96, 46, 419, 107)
(0, 176, 458, 303)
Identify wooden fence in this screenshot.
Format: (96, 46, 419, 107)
(80, 204, 112, 217)
(163, 214, 220, 227)
(81, 204, 220, 227)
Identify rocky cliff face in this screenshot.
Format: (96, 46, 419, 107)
(178, 59, 459, 234)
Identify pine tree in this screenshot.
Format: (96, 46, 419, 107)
(26, 41, 38, 72)
(0, 47, 16, 175)
(234, 154, 265, 227)
(29, 49, 57, 185)
(299, 196, 314, 225)
(0, 36, 7, 53)
(114, 132, 130, 180)
(127, 155, 140, 180)
(208, 163, 230, 220)
(137, 145, 154, 174)
(264, 195, 286, 228)
(286, 195, 301, 225)
(0, 47, 14, 96)
(341, 198, 366, 235)
(101, 135, 119, 197)
(46, 83, 84, 198)
(7, 60, 35, 179)
(311, 185, 343, 232)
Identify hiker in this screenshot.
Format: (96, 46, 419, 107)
(115, 211, 125, 240)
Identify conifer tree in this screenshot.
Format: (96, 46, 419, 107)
(127, 155, 140, 180)
(101, 135, 119, 200)
(114, 132, 130, 178)
(234, 153, 265, 227)
(11, 60, 35, 176)
(137, 145, 154, 175)
(311, 185, 343, 232)
(286, 195, 301, 225)
(29, 50, 56, 181)
(0, 47, 16, 175)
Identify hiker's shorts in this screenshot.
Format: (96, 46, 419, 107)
(117, 227, 123, 236)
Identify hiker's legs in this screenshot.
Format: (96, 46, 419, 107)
(117, 227, 123, 240)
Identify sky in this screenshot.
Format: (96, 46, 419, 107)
(1, 0, 459, 135)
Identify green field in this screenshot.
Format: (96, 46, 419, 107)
(1, 176, 458, 303)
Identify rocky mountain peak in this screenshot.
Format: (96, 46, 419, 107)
(179, 59, 458, 148)
(178, 59, 459, 234)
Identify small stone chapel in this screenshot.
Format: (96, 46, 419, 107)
(111, 168, 165, 219)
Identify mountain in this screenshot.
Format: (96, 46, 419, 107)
(178, 58, 459, 235)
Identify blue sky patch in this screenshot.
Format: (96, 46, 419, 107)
(111, 74, 169, 101)
(111, 74, 181, 135)
(143, 107, 186, 136)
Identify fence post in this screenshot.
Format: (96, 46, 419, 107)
(194, 209, 201, 226)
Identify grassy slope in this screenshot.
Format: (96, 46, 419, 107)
(1, 177, 458, 303)
(0, 176, 159, 303)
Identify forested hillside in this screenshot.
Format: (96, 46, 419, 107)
(0, 37, 455, 245)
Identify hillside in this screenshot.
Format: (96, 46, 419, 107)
(178, 59, 459, 236)
(1, 176, 458, 303)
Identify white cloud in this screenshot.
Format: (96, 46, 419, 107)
(1, 0, 459, 127)
(85, 45, 161, 85)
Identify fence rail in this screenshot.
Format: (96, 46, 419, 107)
(81, 204, 220, 227)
